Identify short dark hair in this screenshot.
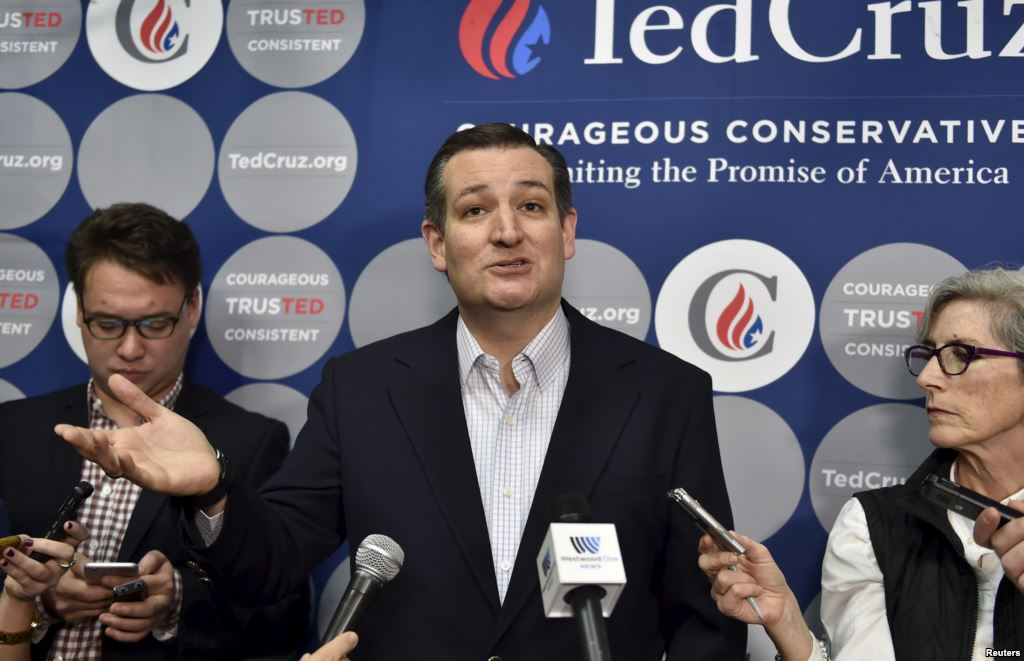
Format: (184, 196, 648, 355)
(65, 203, 201, 300)
(423, 123, 573, 234)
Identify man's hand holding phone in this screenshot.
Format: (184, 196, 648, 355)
(97, 549, 177, 642)
(43, 551, 117, 624)
(974, 500, 1024, 592)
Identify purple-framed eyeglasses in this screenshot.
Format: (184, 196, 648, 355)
(904, 342, 1024, 376)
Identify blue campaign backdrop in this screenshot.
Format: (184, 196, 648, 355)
(3, 0, 1024, 654)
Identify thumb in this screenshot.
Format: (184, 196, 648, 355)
(137, 550, 168, 575)
(732, 532, 775, 563)
(974, 506, 1002, 548)
(108, 374, 163, 421)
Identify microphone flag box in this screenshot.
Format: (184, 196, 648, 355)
(536, 523, 626, 617)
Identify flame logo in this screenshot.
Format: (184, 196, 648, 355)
(715, 284, 765, 352)
(139, 0, 180, 54)
(459, 0, 551, 80)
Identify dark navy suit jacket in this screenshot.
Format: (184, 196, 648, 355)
(187, 303, 746, 660)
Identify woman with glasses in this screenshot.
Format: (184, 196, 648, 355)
(699, 266, 1024, 661)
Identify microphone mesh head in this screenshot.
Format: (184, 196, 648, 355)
(355, 534, 404, 583)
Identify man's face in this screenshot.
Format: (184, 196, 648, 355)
(76, 260, 199, 403)
(421, 147, 577, 318)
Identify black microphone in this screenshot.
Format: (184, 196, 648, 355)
(538, 494, 620, 661)
(321, 534, 404, 645)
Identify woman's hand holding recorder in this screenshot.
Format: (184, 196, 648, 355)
(697, 532, 815, 661)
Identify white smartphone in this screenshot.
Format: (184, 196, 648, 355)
(83, 561, 139, 585)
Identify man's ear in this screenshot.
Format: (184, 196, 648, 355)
(186, 288, 201, 330)
(422, 220, 447, 274)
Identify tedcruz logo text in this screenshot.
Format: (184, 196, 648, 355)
(459, 0, 550, 79)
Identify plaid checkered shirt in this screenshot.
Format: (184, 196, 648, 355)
(35, 376, 185, 661)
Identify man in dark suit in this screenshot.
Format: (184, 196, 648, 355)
(0, 203, 308, 660)
(57, 126, 746, 659)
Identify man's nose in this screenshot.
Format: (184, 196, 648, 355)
(490, 204, 523, 245)
(116, 325, 146, 360)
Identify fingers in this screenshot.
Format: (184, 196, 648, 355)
(108, 374, 163, 421)
(104, 593, 170, 623)
(103, 627, 148, 643)
(974, 507, 1002, 548)
(101, 580, 173, 643)
(53, 425, 123, 477)
(64, 521, 88, 546)
(136, 549, 169, 576)
(55, 571, 116, 606)
(303, 632, 359, 661)
(698, 547, 739, 577)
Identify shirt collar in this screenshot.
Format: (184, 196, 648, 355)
(87, 373, 184, 427)
(457, 307, 570, 391)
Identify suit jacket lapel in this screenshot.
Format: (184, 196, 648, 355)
(51, 387, 88, 497)
(496, 304, 640, 636)
(387, 309, 501, 611)
(118, 381, 207, 561)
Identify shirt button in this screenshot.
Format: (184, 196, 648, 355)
(501, 560, 511, 572)
(101, 484, 113, 496)
(502, 487, 513, 498)
(88, 540, 99, 550)
(505, 416, 515, 426)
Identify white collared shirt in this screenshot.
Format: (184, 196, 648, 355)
(456, 308, 571, 603)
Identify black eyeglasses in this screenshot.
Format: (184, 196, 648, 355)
(904, 343, 1024, 377)
(82, 293, 189, 340)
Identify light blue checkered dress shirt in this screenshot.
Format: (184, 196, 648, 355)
(456, 308, 570, 603)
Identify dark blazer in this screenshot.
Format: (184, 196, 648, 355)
(189, 303, 746, 660)
(0, 382, 309, 660)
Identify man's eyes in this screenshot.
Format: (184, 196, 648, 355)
(93, 319, 124, 331)
(141, 317, 173, 331)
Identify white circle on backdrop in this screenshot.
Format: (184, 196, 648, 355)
(0, 234, 60, 368)
(0, 378, 25, 403)
(655, 239, 815, 393)
(819, 243, 965, 400)
(218, 92, 358, 232)
(809, 403, 933, 532)
(226, 0, 367, 88)
(206, 237, 345, 380)
(225, 382, 308, 450)
(713, 396, 804, 541)
(0, 93, 73, 229)
(0, 0, 82, 89)
(317, 555, 350, 640)
(563, 239, 651, 340)
(62, 282, 203, 365)
(60, 283, 86, 364)
(85, 0, 223, 91)
(348, 238, 456, 348)
(78, 94, 214, 219)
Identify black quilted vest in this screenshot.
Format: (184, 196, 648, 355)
(855, 448, 1024, 661)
